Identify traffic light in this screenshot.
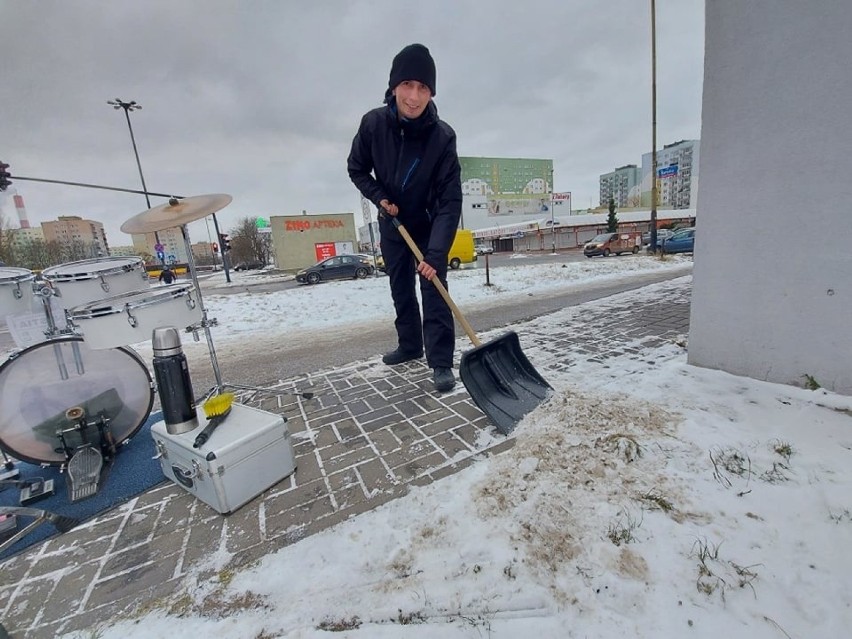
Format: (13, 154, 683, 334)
(219, 234, 231, 252)
(0, 161, 11, 191)
(212, 242, 219, 253)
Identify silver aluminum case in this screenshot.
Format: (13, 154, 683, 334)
(151, 402, 296, 514)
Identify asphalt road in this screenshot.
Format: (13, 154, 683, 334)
(205, 249, 593, 296)
(183, 263, 692, 394)
(1, 253, 689, 404)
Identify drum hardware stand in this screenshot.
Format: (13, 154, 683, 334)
(0, 451, 19, 482)
(119, 195, 314, 405)
(28, 281, 87, 381)
(55, 406, 113, 502)
(0, 506, 79, 555)
(1, 478, 57, 505)
(33, 281, 77, 340)
(178, 224, 314, 403)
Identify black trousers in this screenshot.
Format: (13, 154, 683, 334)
(382, 234, 454, 369)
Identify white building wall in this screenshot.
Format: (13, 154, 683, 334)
(688, 0, 852, 394)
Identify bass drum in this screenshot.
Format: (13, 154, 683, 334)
(0, 337, 154, 466)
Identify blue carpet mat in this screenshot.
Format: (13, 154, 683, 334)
(0, 411, 165, 561)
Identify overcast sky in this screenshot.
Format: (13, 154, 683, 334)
(0, 0, 704, 246)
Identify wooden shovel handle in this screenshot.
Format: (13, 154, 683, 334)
(390, 217, 482, 347)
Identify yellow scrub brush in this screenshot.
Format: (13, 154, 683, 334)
(192, 392, 235, 449)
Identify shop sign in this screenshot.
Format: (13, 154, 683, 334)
(285, 219, 345, 232)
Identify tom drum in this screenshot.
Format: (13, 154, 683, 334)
(42, 257, 148, 312)
(68, 283, 202, 349)
(0, 267, 35, 321)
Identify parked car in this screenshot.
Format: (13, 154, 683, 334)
(475, 243, 494, 255)
(583, 232, 642, 257)
(296, 254, 375, 284)
(233, 259, 265, 271)
(660, 228, 696, 254)
(642, 228, 676, 246)
(356, 253, 385, 273)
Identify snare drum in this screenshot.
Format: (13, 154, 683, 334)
(42, 257, 148, 311)
(0, 267, 35, 320)
(69, 283, 202, 349)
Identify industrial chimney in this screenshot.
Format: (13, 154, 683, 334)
(13, 194, 31, 229)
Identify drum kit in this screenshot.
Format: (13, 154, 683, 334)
(0, 194, 255, 505)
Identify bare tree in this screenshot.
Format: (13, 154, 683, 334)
(14, 239, 65, 270)
(230, 216, 270, 266)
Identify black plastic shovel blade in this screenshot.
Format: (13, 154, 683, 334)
(459, 331, 552, 435)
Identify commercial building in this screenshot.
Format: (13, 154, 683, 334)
(472, 207, 695, 254)
(356, 156, 571, 249)
(270, 213, 357, 271)
(599, 164, 641, 208)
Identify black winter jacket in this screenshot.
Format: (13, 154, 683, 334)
(347, 100, 462, 267)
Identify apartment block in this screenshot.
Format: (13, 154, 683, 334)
(131, 227, 189, 264)
(41, 215, 109, 256)
(599, 164, 641, 207)
(641, 139, 701, 209)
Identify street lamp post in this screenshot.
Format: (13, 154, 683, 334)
(107, 98, 162, 261)
(549, 168, 556, 254)
(649, 0, 659, 253)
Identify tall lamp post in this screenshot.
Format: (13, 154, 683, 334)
(107, 98, 162, 261)
(549, 168, 556, 254)
(649, 0, 659, 253)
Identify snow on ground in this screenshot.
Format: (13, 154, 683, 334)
(64, 254, 852, 638)
(184, 254, 693, 342)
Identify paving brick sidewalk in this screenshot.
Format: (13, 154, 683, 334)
(1, 277, 692, 638)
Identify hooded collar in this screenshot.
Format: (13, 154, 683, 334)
(384, 98, 439, 137)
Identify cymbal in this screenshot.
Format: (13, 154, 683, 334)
(121, 194, 233, 234)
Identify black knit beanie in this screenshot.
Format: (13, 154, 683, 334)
(388, 44, 436, 96)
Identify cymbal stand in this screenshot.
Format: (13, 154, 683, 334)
(178, 225, 313, 403)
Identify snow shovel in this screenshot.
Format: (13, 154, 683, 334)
(391, 217, 551, 434)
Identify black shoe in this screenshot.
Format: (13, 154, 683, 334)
(382, 348, 423, 365)
(433, 367, 455, 392)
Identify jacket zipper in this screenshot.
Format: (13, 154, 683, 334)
(401, 158, 420, 190)
(393, 128, 405, 191)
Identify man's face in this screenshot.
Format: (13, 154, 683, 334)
(393, 80, 431, 119)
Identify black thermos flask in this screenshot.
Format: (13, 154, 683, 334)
(152, 327, 198, 434)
